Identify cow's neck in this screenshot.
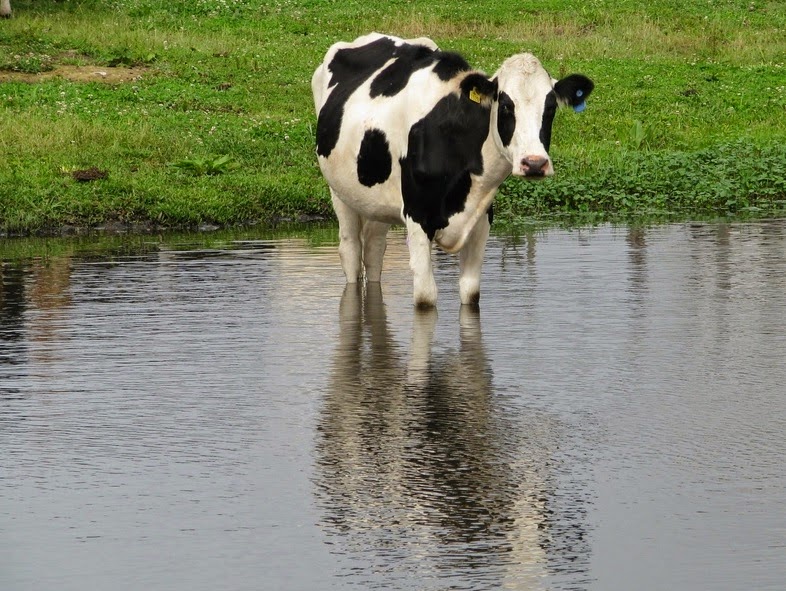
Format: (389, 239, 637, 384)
(481, 131, 515, 188)
(433, 129, 512, 253)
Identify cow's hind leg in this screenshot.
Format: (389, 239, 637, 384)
(331, 191, 363, 283)
(458, 213, 491, 305)
(361, 220, 390, 282)
(406, 218, 437, 308)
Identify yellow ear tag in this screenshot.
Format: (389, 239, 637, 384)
(469, 87, 482, 103)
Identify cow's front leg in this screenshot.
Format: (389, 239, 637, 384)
(331, 191, 363, 283)
(458, 213, 491, 305)
(406, 218, 437, 308)
(361, 220, 390, 282)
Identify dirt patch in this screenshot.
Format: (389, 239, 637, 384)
(0, 65, 148, 84)
(71, 167, 109, 182)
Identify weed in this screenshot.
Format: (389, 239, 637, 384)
(170, 154, 240, 176)
(107, 48, 157, 68)
(0, 52, 55, 73)
(629, 120, 648, 151)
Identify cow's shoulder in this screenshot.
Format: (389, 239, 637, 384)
(401, 72, 498, 239)
(368, 41, 437, 98)
(323, 34, 398, 88)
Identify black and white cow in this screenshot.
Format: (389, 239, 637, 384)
(0, 0, 11, 18)
(312, 33, 593, 307)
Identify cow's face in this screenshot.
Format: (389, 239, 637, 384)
(492, 54, 593, 177)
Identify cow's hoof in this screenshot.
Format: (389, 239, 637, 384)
(460, 291, 480, 306)
(413, 278, 437, 309)
(414, 299, 436, 310)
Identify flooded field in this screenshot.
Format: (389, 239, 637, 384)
(2, 220, 785, 590)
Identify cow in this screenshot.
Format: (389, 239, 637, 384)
(0, 0, 11, 18)
(312, 32, 593, 308)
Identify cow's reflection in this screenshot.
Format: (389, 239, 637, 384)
(316, 285, 588, 588)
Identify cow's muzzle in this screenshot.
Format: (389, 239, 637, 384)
(520, 156, 551, 178)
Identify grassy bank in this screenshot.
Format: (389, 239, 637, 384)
(1, 0, 785, 235)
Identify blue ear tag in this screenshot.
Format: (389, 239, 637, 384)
(573, 89, 586, 112)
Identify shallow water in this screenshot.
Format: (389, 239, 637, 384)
(1, 220, 785, 591)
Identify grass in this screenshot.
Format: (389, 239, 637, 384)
(1, 0, 785, 235)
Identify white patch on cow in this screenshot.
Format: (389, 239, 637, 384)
(492, 53, 557, 177)
(397, 35, 439, 51)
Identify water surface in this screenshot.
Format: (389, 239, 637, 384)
(2, 221, 785, 590)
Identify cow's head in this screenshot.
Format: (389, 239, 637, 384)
(491, 54, 593, 178)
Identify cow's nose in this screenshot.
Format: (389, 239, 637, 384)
(521, 156, 549, 177)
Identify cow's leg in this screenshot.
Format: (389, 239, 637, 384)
(406, 218, 437, 308)
(458, 213, 491, 305)
(361, 220, 390, 282)
(0, 0, 11, 18)
(331, 191, 363, 283)
(408, 307, 437, 384)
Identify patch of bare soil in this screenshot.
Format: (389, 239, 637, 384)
(71, 167, 109, 182)
(0, 65, 147, 84)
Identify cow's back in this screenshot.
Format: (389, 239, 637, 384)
(311, 33, 439, 120)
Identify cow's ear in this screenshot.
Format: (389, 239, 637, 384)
(554, 74, 594, 113)
(460, 73, 498, 106)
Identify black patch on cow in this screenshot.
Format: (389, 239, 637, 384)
(459, 73, 498, 100)
(400, 84, 493, 240)
(432, 51, 472, 81)
(554, 73, 595, 109)
(317, 37, 398, 158)
(540, 91, 558, 152)
(369, 43, 437, 98)
(357, 129, 392, 187)
(497, 91, 516, 148)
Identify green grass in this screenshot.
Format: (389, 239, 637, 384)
(1, 0, 786, 234)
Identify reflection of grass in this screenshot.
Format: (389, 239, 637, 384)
(0, 223, 340, 261)
(1, 0, 786, 234)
